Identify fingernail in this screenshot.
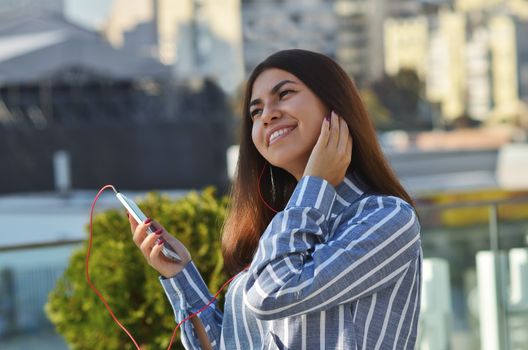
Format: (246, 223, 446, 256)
(144, 218, 152, 224)
(154, 228, 163, 235)
(156, 238, 164, 245)
(325, 114, 330, 122)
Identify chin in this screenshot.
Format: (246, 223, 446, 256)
(267, 149, 294, 165)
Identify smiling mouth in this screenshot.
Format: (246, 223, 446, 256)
(268, 126, 296, 146)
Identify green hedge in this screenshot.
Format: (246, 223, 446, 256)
(46, 188, 229, 350)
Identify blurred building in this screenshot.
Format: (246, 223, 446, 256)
(242, 0, 337, 73)
(103, 0, 159, 60)
(384, 15, 429, 79)
(428, 10, 467, 121)
(0, 11, 233, 194)
(489, 15, 528, 122)
(455, 0, 504, 12)
(0, 0, 63, 16)
(0, 11, 168, 85)
(384, 3, 528, 124)
(334, 0, 421, 85)
(242, 0, 420, 86)
(334, 0, 370, 84)
(104, 0, 244, 94)
(509, 0, 528, 19)
(454, 0, 528, 15)
(384, 9, 466, 121)
(466, 26, 492, 121)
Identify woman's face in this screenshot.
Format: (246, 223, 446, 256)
(249, 68, 329, 180)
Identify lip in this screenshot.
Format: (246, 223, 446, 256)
(266, 125, 297, 146)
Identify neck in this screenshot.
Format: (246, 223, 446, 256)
(280, 158, 308, 182)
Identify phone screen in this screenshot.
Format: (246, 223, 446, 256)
(115, 192, 182, 262)
(116, 193, 148, 224)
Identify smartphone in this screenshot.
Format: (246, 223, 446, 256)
(116, 192, 182, 262)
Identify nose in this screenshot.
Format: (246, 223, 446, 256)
(261, 105, 282, 125)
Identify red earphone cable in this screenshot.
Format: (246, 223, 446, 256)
(86, 185, 241, 349)
(167, 272, 240, 348)
(86, 185, 142, 348)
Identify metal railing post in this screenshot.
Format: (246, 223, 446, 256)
(488, 204, 509, 350)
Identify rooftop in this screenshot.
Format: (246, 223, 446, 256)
(0, 11, 169, 85)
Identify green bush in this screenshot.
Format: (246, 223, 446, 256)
(46, 188, 229, 350)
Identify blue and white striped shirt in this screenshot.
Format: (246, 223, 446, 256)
(161, 174, 422, 349)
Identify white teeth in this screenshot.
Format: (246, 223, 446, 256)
(269, 127, 293, 144)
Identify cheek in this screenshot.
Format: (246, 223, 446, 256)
(301, 119, 323, 147)
(310, 121, 323, 142)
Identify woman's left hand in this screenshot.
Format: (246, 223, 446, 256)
(302, 111, 352, 187)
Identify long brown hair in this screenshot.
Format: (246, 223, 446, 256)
(221, 49, 414, 275)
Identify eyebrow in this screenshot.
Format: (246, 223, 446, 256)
(249, 79, 297, 108)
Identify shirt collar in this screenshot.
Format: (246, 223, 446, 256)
(332, 172, 367, 213)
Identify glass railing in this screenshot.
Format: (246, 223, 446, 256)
(0, 241, 81, 349)
(417, 195, 528, 350)
(0, 195, 527, 350)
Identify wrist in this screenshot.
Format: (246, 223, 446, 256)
(160, 260, 191, 279)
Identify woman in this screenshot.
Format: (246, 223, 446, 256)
(130, 49, 422, 349)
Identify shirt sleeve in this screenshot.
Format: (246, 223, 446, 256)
(160, 261, 222, 349)
(243, 175, 421, 320)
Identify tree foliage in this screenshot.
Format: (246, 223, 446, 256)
(46, 188, 229, 350)
(360, 88, 392, 130)
(369, 69, 432, 131)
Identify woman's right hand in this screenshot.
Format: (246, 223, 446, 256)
(303, 111, 353, 187)
(128, 214, 192, 279)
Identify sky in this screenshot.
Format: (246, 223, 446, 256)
(64, 0, 113, 29)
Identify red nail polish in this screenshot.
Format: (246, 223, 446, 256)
(156, 238, 164, 245)
(154, 228, 163, 235)
(144, 218, 152, 224)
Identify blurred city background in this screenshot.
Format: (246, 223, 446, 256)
(0, 0, 527, 349)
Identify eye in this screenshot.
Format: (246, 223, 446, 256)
(279, 90, 294, 99)
(250, 109, 262, 120)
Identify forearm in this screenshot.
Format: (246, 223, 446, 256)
(190, 317, 212, 350)
(160, 262, 222, 349)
